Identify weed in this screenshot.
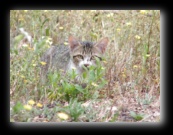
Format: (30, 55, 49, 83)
(130, 111, 145, 121)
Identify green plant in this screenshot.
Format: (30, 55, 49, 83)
(130, 111, 144, 121)
(12, 101, 24, 114)
(138, 93, 155, 105)
(65, 99, 85, 121)
(47, 57, 107, 102)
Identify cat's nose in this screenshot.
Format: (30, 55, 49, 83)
(84, 64, 89, 67)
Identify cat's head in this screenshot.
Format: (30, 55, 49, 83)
(68, 36, 109, 72)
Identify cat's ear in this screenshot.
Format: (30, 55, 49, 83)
(68, 36, 80, 50)
(95, 37, 109, 53)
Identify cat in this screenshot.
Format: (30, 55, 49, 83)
(40, 36, 108, 83)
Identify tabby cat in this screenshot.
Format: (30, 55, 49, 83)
(41, 36, 108, 82)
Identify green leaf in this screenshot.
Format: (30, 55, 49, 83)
(46, 28, 49, 36)
(75, 84, 85, 94)
(89, 70, 95, 81)
(13, 101, 24, 113)
(14, 49, 18, 55)
(130, 111, 144, 121)
(41, 18, 49, 29)
(82, 71, 87, 79)
(90, 32, 98, 40)
(14, 34, 25, 45)
(130, 111, 136, 117)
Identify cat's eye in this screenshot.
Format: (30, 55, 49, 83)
(73, 55, 84, 60)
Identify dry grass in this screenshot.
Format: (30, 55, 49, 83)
(10, 10, 160, 122)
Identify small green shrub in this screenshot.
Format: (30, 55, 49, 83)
(65, 99, 85, 121)
(130, 111, 144, 121)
